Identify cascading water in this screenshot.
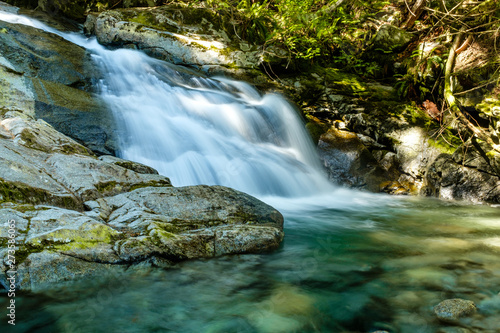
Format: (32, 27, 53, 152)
(1, 8, 335, 198)
(94, 51, 334, 197)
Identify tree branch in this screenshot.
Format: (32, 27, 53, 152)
(404, 0, 428, 29)
(444, 28, 500, 153)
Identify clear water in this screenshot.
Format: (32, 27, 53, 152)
(2, 196, 500, 332)
(1, 10, 500, 333)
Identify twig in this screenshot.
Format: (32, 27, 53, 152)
(454, 79, 498, 96)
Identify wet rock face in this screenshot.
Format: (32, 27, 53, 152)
(0, 18, 118, 155)
(318, 126, 394, 192)
(422, 140, 500, 204)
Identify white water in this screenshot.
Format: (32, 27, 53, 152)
(0, 9, 337, 198)
(95, 52, 334, 197)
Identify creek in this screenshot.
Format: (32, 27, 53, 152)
(1, 10, 500, 333)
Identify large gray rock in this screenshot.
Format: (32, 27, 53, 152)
(84, 6, 286, 78)
(422, 138, 500, 203)
(0, 18, 118, 154)
(86, 185, 284, 261)
(0, 108, 171, 210)
(422, 152, 500, 203)
(0, 184, 283, 291)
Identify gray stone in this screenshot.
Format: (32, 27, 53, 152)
(423, 153, 500, 204)
(0, 136, 171, 209)
(88, 185, 284, 260)
(434, 298, 476, 323)
(0, 184, 284, 290)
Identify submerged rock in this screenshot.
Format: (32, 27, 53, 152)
(434, 298, 476, 323)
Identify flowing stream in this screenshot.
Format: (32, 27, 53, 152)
(1, 10, 500, 333)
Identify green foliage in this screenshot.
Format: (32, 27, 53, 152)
(395, 47, 446, 101)
(190, 0, 391, 71)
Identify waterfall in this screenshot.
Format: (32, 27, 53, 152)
(1, 10, 335, 198)
(95, 50, 334, 197)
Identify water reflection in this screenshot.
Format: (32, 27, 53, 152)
(2, 197, 499, 333)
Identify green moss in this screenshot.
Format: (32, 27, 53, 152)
(153, 228, 177, 240)
(148, 228, 180, 249)
(428, 137, 458, 154)
(128, 11, 179, 32)
(28, 223, 119, 252)
(0, 180, 82, 210)
(129, 179, 172, 191)
(477, 97, 500, 117)
(9, 246, 40, 266)
(321, 68, 367, 95)
(12, 203, 38, 213)
(95, 181, 120, 193)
